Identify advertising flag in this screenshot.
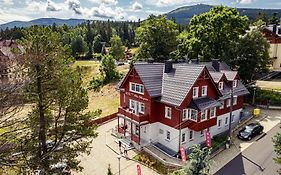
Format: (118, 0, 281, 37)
(180, 145, 186, 162)
(206, 129, 212, 147)
(137, 164, 141, 175)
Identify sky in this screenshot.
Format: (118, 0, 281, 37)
(0, 0, 281, 24)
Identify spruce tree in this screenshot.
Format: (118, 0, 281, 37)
(15, 26, 100, 174)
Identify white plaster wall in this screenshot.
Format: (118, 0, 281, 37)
(180, 128, 207, 149)
(126, 109, 242, 152)
(210, 109, 242, 137)
(270, 43, 281, 69)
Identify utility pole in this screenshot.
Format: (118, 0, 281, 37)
(228, 87, 234, 147)
(252, 87, 256, 105)
(117, 154, 121, 175)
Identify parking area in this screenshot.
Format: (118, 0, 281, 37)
(210, 109, 281, 174)
(76, 119, 159, 175)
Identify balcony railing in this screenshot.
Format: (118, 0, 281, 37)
(118, 107, 149, 123)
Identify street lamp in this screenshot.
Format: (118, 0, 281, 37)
(117, 154, 121, 175)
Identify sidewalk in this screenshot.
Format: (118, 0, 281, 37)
(210, 109, 281, 174)
(76, 119, 160, 175)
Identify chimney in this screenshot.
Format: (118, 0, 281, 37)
(273, 24, 277, 34)
(147, 58, 154, 64)
(164, 60, 173, 73)
(191, 59, 199, 64)
(212, 59, 220, 72)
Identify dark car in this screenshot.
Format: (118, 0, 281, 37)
(237, 123, 264, 140)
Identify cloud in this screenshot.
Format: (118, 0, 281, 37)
(0, 0, 14, 6)
(132, 2, 143, 10)
(91, 5, 126, 20)
(46, 0, 62, 11)
(237, 0, 254, 4)
(25, 0, 46, 13)
(89, 0, 118, 5)
(0, 9, 31, 24)
(66, 0, 83, 15)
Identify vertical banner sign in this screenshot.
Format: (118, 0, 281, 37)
(137, 164, 142, 175)
(180, 145, 186, 162)
(206, 129, 212, 147)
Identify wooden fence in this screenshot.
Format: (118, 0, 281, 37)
(89, 112, 118, 125)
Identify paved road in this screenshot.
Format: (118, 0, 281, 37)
(215, 124, 280, 175)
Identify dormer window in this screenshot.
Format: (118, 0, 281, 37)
(130, 82, 144, 94)
(202, 86, 207, 96)
(218, 82, 224, 90)
(193, 87, 199, 98)
(233, 80, 237, 88)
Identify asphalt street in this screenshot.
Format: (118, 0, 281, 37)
(215, 124, 280, 175)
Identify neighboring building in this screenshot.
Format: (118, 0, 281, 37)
(116, 60, 249, 154)
(263, 24, 281, 71)
(0, 40, 23, 84)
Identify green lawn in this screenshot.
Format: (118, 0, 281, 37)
(74, 60, 129, 118)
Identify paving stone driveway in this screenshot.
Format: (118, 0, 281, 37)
(76, 119, 160, 175)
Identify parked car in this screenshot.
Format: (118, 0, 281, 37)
(237, 123, 264, 140)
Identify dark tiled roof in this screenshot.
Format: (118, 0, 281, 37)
(134, 63, 164, 97)
(219, 80, 249, 100)
(221, 70, 237, 80)
(117, 61, 249, 107)
(209, 72, 224, 82)
(190, 97, 222, 111)
(160, 64, 205, 106)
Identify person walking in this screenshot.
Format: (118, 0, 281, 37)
(124, 146, 128, 158)
(119, 140, 122, 154)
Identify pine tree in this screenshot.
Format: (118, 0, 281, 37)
(14, 26, 100, 173)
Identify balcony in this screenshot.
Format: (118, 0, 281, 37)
(118, 107, 149, 123)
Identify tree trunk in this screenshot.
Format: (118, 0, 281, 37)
(36, 64, 48, 172)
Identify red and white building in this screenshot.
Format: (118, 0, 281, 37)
(116, 60, 249, 154)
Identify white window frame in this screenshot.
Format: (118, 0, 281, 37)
(193, 87, 199, 98)
(218, 119, 222, 129)
(181, 133, 186, 143)
(189, 109, 198, 122)
(129, 99, 135, 111)
(210, 107, 216, 118)
(139, 103, 145, 114)
(182, 109, 188, 121)
(189, 130, 193, 141)
(225, 117, 228, 126)
(135, 125, 139, 136)
(129, 82, 144, 95)
(202, 86, 208, 96)
(201, 110, 208, 121)
(233, 97, 237, 105)
(129, 99, 145, 115)
(166, 130, 171, 141)
(200, 130, 205, 137)
(218, 82, 224, 90)
(226, 99, 231, 107)
(165, 106, 172, 119)
(233, 80, 237, 88)
(220, 101, 224, 109)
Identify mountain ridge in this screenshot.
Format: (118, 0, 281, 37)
(0, 18, 86, 29)
(167, 4, 281, 24)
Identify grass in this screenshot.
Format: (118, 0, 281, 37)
(73, 60, 129, 118)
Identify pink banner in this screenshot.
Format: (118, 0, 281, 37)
(206, 129, 212, 147)
(137, 164, 141, 175)
(180, 145, 186, 162)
